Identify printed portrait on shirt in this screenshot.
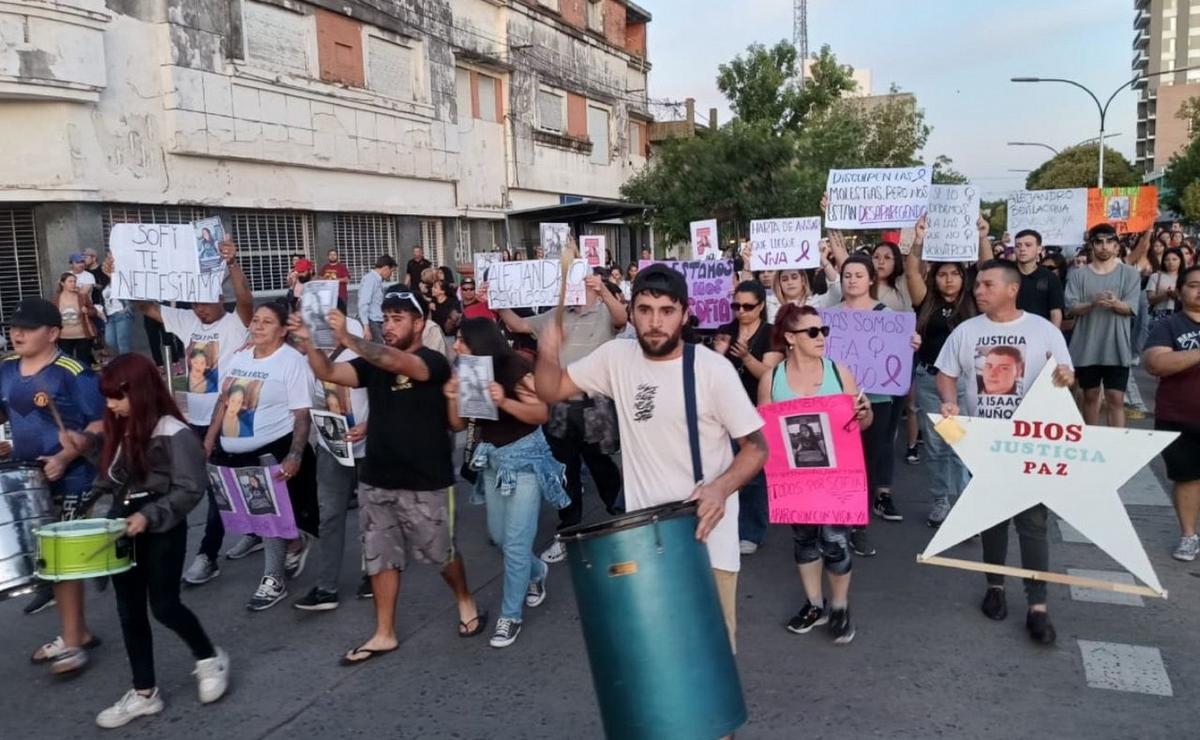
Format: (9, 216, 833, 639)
(972, 339, 1027, 419)
(236, 469, 276, 515)
(319, 382, 355, 426)
(220, 378, 262, 438)
(186, 340, 220, 395)
(782, 413, 835, 469)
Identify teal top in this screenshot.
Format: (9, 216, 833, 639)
(770, 357, 844, 402)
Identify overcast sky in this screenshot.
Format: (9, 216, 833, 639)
(646, 0, 1139, 198)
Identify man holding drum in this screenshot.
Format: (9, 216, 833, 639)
(534, 265, 768, 647)
(0, 297, 106, 673)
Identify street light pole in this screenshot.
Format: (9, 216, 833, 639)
(1007, 141, 1060, 156)
(1012, 66, 1200, 187)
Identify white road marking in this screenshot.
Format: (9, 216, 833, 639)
(1078, 640, 1173, 697)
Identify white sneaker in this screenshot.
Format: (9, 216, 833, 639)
(739, 540, 758, 555)
(194, 647, 229, 704)
(182, 554, 220, 585)
(96, 688, 164, 729)
(1172, 534, 1200, 562)
(245, 576, 287, 611)
(540, 540, 566, 564)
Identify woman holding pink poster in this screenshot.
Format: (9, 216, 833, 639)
(758, 304, 872, 644)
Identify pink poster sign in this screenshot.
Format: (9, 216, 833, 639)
(760, 394, 868, 525)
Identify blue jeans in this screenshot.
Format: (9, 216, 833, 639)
(483, 466, 547, 621)
(913, 365, 969, 505)
(736, 437, 768, 544)
(105, 310, 133, 354)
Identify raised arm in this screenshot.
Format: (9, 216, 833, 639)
(131, 300, 163, 323)
(906, 214, 929, 307)
(222, 240, 254, 326)
(533, 320, 581, 403)
(330, 311, 432, 380)
(976, 215, 991, 264)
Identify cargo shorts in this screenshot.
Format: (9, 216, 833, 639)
(357, 484, 455, 575)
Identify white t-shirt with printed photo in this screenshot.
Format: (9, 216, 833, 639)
(161, 307, 250, 426)
(218, 343, 314, 454)
(935, 311, 1072, 419)
(567, 340, 765, 572)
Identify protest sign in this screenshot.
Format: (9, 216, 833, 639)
(690, 219, 719, 260)
(760, 394, 868, 526)
(640, 259, 735, 329)
(310, 410, 354, 466)
(210, 464, 298, 539)
(580, 235, 606, 268)
(485, 259, 587, 309)
(923, 184, 981, 262)
(818, 308, 916, 395)
(749, 217, 822, 270)
(1006, 189, 1088, 248)
(825, 166, 932, 229)
(301, 280, 339, 349)
(540, 223, 570, 258)
(110, 223, 225, 303)
(193, 217, 225, 275)
(457, 355, 498, 421)
(921, 362, 1176, 597)
(473, 251, 503, 281)
(1087, 186, 1158, 234)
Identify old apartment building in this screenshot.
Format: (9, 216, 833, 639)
(0, 0, 652, 313)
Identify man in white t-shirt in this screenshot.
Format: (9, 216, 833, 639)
(132, 238, 254, 585)
(534, 264, 767, 649)
(935, 259, 1074, 645)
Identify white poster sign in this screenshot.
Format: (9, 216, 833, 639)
(110, 223, 225, 303)
(690, 219, 719, 260)
(923, 184, 981, 262)
(1006, 189, 1089, 248)
(473, 251, 504, 282)
(540, 223, 571, 259)
(749, 217, 822, 270)
(310, 410, 354, 467)
(457, 355, 498, 421)
(580, 235, 606, 267)
(485, 259, 588, 309)
(300, 281, 339, 349)
(825, 166, 932, 229)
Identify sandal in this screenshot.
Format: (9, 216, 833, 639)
(31, 635, 101, 664)
(458, 608, 488, 638)
(339, 643, 397, 666)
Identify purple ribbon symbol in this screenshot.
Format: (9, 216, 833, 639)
(882, 355, 903, 388)
(798, 241, 811, 262)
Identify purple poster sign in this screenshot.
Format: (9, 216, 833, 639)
(639, 259, 734, 329)
(817, 308, 916, 395)
(208, 464, 298, 540)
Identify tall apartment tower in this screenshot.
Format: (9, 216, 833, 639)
(1135, 0, 1200, 175)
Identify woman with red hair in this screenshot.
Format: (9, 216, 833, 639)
(91, 353, 229, 728)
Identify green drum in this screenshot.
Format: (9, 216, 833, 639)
(35, 519, 134, 581)
(560, 501, 746, 740)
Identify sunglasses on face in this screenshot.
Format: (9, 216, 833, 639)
(461, 284, 476, 290)
(730, 301, 760, 312)
(789, 326, 831, 339)
(384, 290, 424, 317)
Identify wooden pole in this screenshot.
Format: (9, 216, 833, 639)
(916, 554, 1167, 599)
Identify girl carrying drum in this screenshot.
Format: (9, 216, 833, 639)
(92, 353, 229, 728)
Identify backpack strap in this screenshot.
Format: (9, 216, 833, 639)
(683, 342, 703, 484)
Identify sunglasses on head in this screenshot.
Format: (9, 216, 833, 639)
(789, 326, 831, 339)
(730, 301, 760, 312)
(384, 290, 424, 317)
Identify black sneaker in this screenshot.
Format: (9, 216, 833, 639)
(785, 601, 828, 634)
(293, 587, 339, 612)
(849, 527, 876, 557)
(981, 587, 1007, 621)
(828, 607, 855, 644)
(873, 494, 903, 522)
(1026, 610, 1057, 645)
(905, 445, 920, 464)
(23, 585, 55, 615)
(355, 575, 374, 600)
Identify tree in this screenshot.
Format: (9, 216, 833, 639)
(981, 199, 1007, 238)
(932, 155, 969, 185)
(1180, 181, 1200, 222)
(716, 43, 857, 132)
(1176, 96, 1200, 138)
(1024, 144, 1140, 190)
(1162, 135, 1200, 215)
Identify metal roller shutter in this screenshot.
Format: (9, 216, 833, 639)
(228, 210, 314, 295)
(333, 213, 395, 288)
(0, 205, 42, 344)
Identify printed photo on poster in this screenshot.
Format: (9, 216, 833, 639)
(782, 413, 836, 469)
(206, 465, 234, 512)
(186, 340, 219, 394)
(236, 467, 278, 516)
(193, 217, 225, 274)
(540, 223, 570, 259)
(221, 378, 262, 438)
(310, 409, 353, 465)
(457, 355, 498, 421)
(581, 235, 605, 267)
(1107, 196, 1130, 220)
(301, 280, 339, 348)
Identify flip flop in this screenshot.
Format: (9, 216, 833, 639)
(458, 609, 488, 638)
(339, 644, 397, 666)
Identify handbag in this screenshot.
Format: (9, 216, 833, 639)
(459, 419, 480, 484)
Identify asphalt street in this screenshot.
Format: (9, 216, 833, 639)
(1, 372, 1195, 739)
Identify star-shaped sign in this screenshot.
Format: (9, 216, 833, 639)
(921, 362, 1178, 596)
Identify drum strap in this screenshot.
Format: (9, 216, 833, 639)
(683, 342, 703, 484)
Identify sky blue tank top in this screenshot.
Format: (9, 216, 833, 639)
(770, 357, 843, 402)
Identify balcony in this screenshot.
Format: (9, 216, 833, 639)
(1133, 26, 1149, 50)
(0, 0, 111, 103)
(1134, 8, 1150, 29)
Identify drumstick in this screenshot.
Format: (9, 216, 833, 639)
(556, 237, 577, 333)
(84, 530, 126, 561)
(42, 391, 67, 435)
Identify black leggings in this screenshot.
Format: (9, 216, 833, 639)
(112, 523, 215, 690)
(862, 399, 903, 496)
(57, 337, 94, 367)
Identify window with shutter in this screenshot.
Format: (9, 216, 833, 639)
(229, 210, 314, 294)
(0, 206, 42, 345)
(537, 88, 565, 133)
(334, 213, 395, 286)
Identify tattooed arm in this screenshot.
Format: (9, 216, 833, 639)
(327, 310, 431, 381)
(689, 428, 768, 542)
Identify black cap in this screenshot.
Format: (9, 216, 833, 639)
(10, 297, 62, 329)
(631, 264, 688, 305)
(381, 288, 427, 318)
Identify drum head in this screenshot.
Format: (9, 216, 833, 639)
(559, 500, 698, 542)
(38, 519, 125, 537)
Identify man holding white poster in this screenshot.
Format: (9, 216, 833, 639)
(110, 223, 227, 304)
